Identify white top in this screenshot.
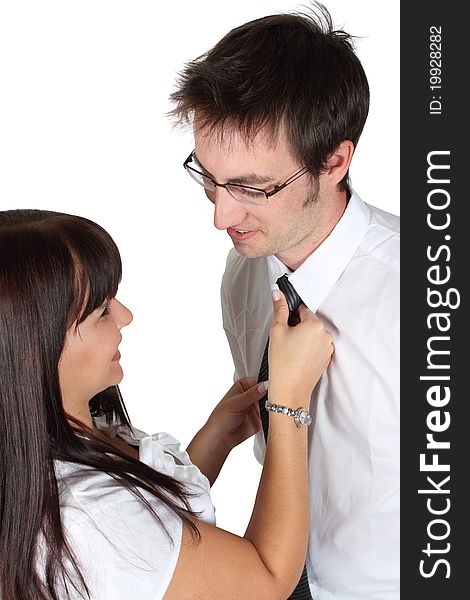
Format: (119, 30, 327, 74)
(46, 424, 215, 599)
(221, 192, 400, 600)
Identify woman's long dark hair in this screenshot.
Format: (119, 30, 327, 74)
(0, 210, 199, 600)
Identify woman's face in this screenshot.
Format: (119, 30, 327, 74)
(58, 298, 133, 416)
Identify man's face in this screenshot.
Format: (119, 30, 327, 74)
(193, 123, 334, 270)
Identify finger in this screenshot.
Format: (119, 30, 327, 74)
(271, 285, 289, 325)
(297, 304, 318, 322)
(246, 410, 262, 435)
(233, 382, 267, 410)
(236, 376, 259, 392)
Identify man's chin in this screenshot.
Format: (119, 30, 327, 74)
(232, 240, 270, 259)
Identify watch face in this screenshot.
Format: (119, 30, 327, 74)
(297, 409, 312, 427)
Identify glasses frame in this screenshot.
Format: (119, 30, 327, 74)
(183, 151, 309, 205)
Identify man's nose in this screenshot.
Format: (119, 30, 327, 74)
(213, 188, 247, 230)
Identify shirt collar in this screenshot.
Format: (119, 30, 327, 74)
(266, 192, 371, 311)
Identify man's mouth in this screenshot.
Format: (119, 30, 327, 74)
(227, 227, 258, 241)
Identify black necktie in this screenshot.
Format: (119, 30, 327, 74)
(257, 274, 313, 600)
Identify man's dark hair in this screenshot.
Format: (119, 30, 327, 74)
(170, 3, 370, 193)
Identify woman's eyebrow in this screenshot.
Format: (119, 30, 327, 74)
(193, 153, 274, 186)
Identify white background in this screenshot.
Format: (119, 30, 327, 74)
(0, 1, 399, 535)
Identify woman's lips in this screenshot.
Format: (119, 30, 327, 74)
(227, 227, 258, 241)
(112, 350, 121, 362)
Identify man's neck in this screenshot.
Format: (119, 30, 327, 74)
(277, 191, 349, 272)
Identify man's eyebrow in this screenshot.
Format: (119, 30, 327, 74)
(229, 173, 275, 186)
(193, 153, 275, 186)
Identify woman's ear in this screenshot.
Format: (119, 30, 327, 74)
(324, 140, 355, 185)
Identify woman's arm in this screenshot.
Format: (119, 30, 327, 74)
(165, 291, 333, 600)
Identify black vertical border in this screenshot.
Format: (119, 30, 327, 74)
(401, 2, 466, 597)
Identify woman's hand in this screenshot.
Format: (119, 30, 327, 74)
(268, 289, 333, 407)
(206, 377, 264, 450)
(186, 379, 265, 485)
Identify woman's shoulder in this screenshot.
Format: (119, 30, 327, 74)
(54, 463, 183, 599)
(126, 428, 216, 523)
(49, 423, 215, 598)
(56, 420, 215, 522)
(94, 418, 213, 497)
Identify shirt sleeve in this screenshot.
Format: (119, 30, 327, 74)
(221, 250, 267, 465)
(221, 253, 244, 382)
(59, 480, 183, 600)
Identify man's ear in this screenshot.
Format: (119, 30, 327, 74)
(324, 140, 355, 185)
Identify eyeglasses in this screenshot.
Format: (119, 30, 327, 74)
(183, 151, 309, 206)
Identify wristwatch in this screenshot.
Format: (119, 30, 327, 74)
(265, 401, 312, 427)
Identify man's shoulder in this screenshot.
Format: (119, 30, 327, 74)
(224, 247, 246, 270)
(359, 202, 400, 273)
(367, 202, 400, 234)
(222, 249, 268, 291)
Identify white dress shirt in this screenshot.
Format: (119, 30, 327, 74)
(221, 192, 400, 600)
(41, 423, 215, 599)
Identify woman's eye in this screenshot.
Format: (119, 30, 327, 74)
(101, 303, 112, 317)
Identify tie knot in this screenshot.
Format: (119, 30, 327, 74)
(276, 274, 303, 319)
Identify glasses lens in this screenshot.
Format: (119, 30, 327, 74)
(185, 166, 216, 192)
(227, 185, 267, 206)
